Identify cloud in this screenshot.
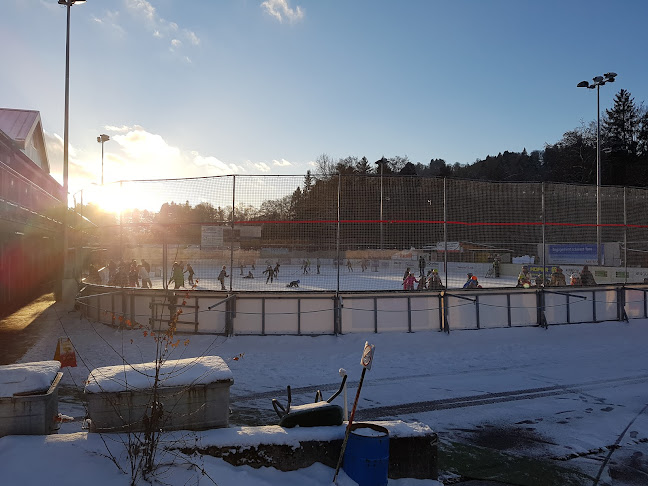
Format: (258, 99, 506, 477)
(184, 30, 200, 46)
(170, 39, 182, 50)
(104, 124, 141, 133)
(92, 10, 125, 37)
(191, 152, 244, 174)
(273, 158, 292, 167)
(254, 162, 271, 172)
(125, 0, 200, 47)
(261, 0, 304, 24)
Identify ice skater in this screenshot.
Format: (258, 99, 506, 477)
(418, 255, 426, 277)
(243, 270, 254, 279)
(168, 261, 184, 289)
(346, 259, 353, 272)
(218, 265, 228, 290)
(316, 258, 321, 274)
(184, 263, 195, 285)
(286, 280, 300, 288)
(263, 264, 274, 284)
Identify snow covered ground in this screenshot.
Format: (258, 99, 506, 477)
(2, 303, 648, 485)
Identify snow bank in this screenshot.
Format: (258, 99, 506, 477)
(84, 355, 233, 393)
(195, 420, 433, 449)
(0, 360, 61, 398)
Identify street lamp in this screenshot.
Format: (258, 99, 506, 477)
(97, 134, 110, 185)
(577, 72, 617, 266)
(59, 0, 86, 305)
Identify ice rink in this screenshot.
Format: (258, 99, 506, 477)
(146, 262, 521, 292)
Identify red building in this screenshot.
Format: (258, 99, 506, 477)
(0, 108, 65, 316)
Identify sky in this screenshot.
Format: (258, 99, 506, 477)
(2, 0, 648, 199)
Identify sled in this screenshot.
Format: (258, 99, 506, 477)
(272, 374, 347, 428)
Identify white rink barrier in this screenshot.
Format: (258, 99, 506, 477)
(77, 285, 648, 335)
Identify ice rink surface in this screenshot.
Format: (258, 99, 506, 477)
(152, 262, 521, 292)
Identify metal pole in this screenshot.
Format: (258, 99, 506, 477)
(443, 177, 448, 289)
(119, 181, 123, 263)
(230, 175, 235, 292)
(336, 173, 341, 294)
(624, 187, 627, 284)
(101, 140, 104, 185)
(60, 2, 72, 300)
(597, 84, 602, 266)
(542, 182, 546, 283)
(380, 161, 383, 250)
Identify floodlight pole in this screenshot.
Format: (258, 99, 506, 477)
(97, 134, 110, 185)
(596, 83, 601, 266)
(577, 72, 617, 266)
(59, 0, 86, 305)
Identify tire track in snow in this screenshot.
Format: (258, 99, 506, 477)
(356, 374, 648, 419)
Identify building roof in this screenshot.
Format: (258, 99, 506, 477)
(0, 108, 40, 145)
(0, 108, 50, 173)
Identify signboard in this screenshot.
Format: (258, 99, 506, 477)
(547, 244, 602, 265)
(201, 226, 223, 248)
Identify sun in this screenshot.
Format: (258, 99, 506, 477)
(83, 183, 159, 215)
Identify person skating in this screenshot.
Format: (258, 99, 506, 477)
(316, 258, 321, 274)
(185, 263, 195, 285)
(517, 266, 532, 288)
(346, 259, 353, 272)
(403, 271, 418, 291)
(218, 265, 229, 290)
(139, 264, 152, 288)
(418, 255, 426, 277)
(263, 264, 274, 284)
(580, 265, 596, 286)
(286, 279, 300, 288)
(243, 271, 254, 279)
(273, 262, 281, 279)
(168, 261, 184, 289)
(549, 266, 566, 286)
(427, 269, 444, 290)
(141, 258, 150, 274)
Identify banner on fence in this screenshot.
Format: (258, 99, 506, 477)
(547, 244, 602, 265)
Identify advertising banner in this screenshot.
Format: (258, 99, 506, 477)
(547, 244, 602, 264)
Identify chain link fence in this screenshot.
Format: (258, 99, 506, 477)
(72, 175, 648, 292)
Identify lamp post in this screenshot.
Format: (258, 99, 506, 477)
(97, 134, 110, 185)
(577, 72, 617, 266)
(59, 0, 86, 304)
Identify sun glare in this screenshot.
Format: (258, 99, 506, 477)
(87, 184, 157, 215)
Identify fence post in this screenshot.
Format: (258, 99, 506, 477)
(230, 175, 235, 292)
(336, 173, 341, 295)
(624, 187, 627, 285)
(119, 181, 123, 263)
(443, 177, 448, 289)
(162, 230, 168, 290)
(541, 182, 546, 284)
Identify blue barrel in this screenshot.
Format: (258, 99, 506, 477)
(343, 423, 389, 486)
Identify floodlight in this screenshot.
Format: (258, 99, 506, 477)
(577, 81, 589, 88)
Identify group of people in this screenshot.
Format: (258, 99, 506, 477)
(168, 261, 196, 289)
(517, 265, 597, 288)
(402, 267, 445, 291)
(92, 258, 153, 288)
